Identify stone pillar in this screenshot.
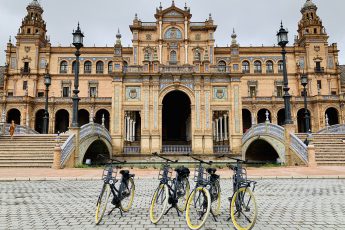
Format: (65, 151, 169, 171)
(129, 118, 133, 142)
(307, 138, 317, 167)
(212, 120, 216, 140)
(284, 124, 295, 166)
(132, 121, 136, 141)
(224, 114, 228, 140)
(52, 136, 62, 169)
(68, 127, 80, 166)
(215, 118, 219, 142)
(219, 116, 223, 141)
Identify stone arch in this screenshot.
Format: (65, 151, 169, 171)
(277, 108, 285, 126)
(242, 109, 252, 133)
(297, 108, 311, 133)
(325, 107, 339, 125)
(244, 137, 283, 163)
(34, 109, 45, 133)
(257, 109, 271, 124)
(79, 137, 112, 165)
(55, 109, 69, 133)
(78, 109, 89, 127)
(7, 108, 21, 125)
(95, 109, 110, 130)
(159, 85, 195, 105)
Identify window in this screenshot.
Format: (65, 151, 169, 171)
(60, 61, 68, 73)
(90, 87, 97, 97)
(266, 61, 274, 73)
(62, 87, 70, 97)
(96, 61, 104, 74)
(72, 61, 78, 74)
(217, 61, 227, 72)
(8, 92, 13, 97)
(278, 61, 284, 73)
(331, 91, 337, 95)
(84, 61, 92, 74)
(170, 50, 177, 64)
(23, 81, 28, 90)
(254, 61, 262, 73)
(242, 61, 250, 73)
(37, 92, 44, 97)
(27, 28, 31, 34)
(277, 86, 283, 97)
(108, 61, 113, 73)
(249, 86, 256, 97)
(233, 64, 239, 71)
(164, 27, 182, 40)
(24, 62, 30, 73)
(317, 80, 322, 89)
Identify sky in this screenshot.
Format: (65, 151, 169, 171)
(0, 0, 344, 65)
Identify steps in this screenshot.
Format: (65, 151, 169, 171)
(296, 133, 345, 166)
(0, 135, 69, 168)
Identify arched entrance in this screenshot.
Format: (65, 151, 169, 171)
(297, 109, 311, 133)
(78, 109, 89, 127)
(257, 109, 271, 124)
(245, 139, 280, 163)
(7, 108, 21, 125)
(325, 107, 339, 125)
(35, 109, 45, 133)
(277, 109, 285, 126)
(162, 90, 191, 146)
(55, 109, 69, 133)
(83, 140, 110, 165)
(242, 109, 252, 133)
(95, 109, 110, 130)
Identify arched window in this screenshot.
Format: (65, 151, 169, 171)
(266, 61, 274, 73)
(170, 50, 177, 64)
(242, 61, 250, 73)
(60, 61, 68, 74)
(254, 61, 262, 73)
(96, 61, 104, 74)
(84, 61, 92, 74)
(218, 60, 227, 72)
(108, 61, 113, 73)
(164, 27, 182, 40)
(278, 61, 284, 73)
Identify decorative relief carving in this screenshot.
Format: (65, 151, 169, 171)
(213, 87, 227, 100)
(240, 56, 281, 63)
(125, 87, 141, 101)
(216, 57, 231, 64)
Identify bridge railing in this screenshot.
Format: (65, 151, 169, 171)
(60, 134, 76, 167)
(1, 123, 39, 135)
(80, 123, 112, 143)
(317, 124, 345, 134)
(290, 134, 308, 163)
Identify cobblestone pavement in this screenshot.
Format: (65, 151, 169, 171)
(0, 178, 345, 230)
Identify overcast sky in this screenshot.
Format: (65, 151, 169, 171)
(0, 0, 344, 65)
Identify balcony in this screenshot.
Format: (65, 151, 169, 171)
(160, 66, 194, 74)
(124, 66, 143, 73)
(20, 67, 30, 75)
(314, 67, 325, 73)
(209, 66, 230, 74)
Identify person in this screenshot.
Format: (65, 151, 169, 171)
(9, 120, 15, 139)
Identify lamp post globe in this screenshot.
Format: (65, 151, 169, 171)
(43, 72, 51, 134)
(71, 23, 84, 128)
(277, 21, 293, 125)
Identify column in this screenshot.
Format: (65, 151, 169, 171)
(219, 116, 223, 141)
(212, 121, 216, 140)
(184, 17, 188, 39)
(224, 114, 228, 140)
(159, 20, 162, 40)
(185, 43, 188, 64)
(129, 119, 133, 142)
(159, 44, 162, 63)
(126, 116, 130, 141)
(132, 121, 136, 142)
(215, 119, 219, 142)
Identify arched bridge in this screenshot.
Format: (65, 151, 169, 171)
(60, 122, 112, 168)
(242, 123, 308, 165)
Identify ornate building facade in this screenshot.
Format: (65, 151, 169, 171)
(0, 0, 344, 158)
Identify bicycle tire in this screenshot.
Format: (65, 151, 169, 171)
(149, 184, 169, 224)
(185, 187, 211, 230)
(176, 178, 190, 212)
(120, 177, 135, 212)
(95, 184, 111, 225)
(230, 187, 257, 230)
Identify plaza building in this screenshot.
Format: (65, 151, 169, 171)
(0, 0, 344, 161)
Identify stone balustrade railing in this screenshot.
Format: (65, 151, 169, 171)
(317, 124, 345, 134)
(1, 123, 39, 135)
(60, 134, 76, 167)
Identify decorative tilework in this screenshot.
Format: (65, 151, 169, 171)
(213, 87, 228, 100)
(234, 86, 240, 133)
(196, 91, 200, 129)
(125, 87, 141, 101)
(205, 91, 210, 129)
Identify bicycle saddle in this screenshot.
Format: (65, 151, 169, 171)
(175, 167, 190, 177)
(207, 168, 217, 174)
(120, 170, 129, 175)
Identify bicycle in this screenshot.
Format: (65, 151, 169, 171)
(185, 155, 221, 230)
(95, 159, 135, 225)
(219, 155, 258, 230)
(149, 152, 190, 224)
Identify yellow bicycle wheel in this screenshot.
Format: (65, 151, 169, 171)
(230, 187, 257, 230)
(149, 184, 169, 224)
(120, 177, 135, 212)
(176, 178, 190, 212)
(95, 184, 111, 225)
(185, 187, 211, 230)
(210, 180, 221, 216)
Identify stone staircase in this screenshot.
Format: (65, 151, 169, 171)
(0, 134, 68, 168)
(296, 133, 345, 166)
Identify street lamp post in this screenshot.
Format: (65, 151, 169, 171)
(71, 23, 84, 128)
(43, 72, 51, 134)
(277, 22, 293, 125)
(301, 74, 310, 133)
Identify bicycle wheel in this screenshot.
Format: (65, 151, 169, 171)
(149, 184, 169, 224)
(185, 187, 211, 230)
(120, 177, 135, 212)
(176, 178, 190, 212)
(95, 184, 111, 225)
(230, 187, 257, 230)
(210, 180, 221, 216)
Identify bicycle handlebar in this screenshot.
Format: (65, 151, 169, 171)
(187, 154, 212, 165)
(152, 152, 178, 163)
(217, 154, 246, 163)
(110, 159, 127, 164)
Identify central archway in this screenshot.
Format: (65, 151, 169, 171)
(162, 90, 191, 145)
(245, 139, 280, 163)
(82, 140, 110, 165)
